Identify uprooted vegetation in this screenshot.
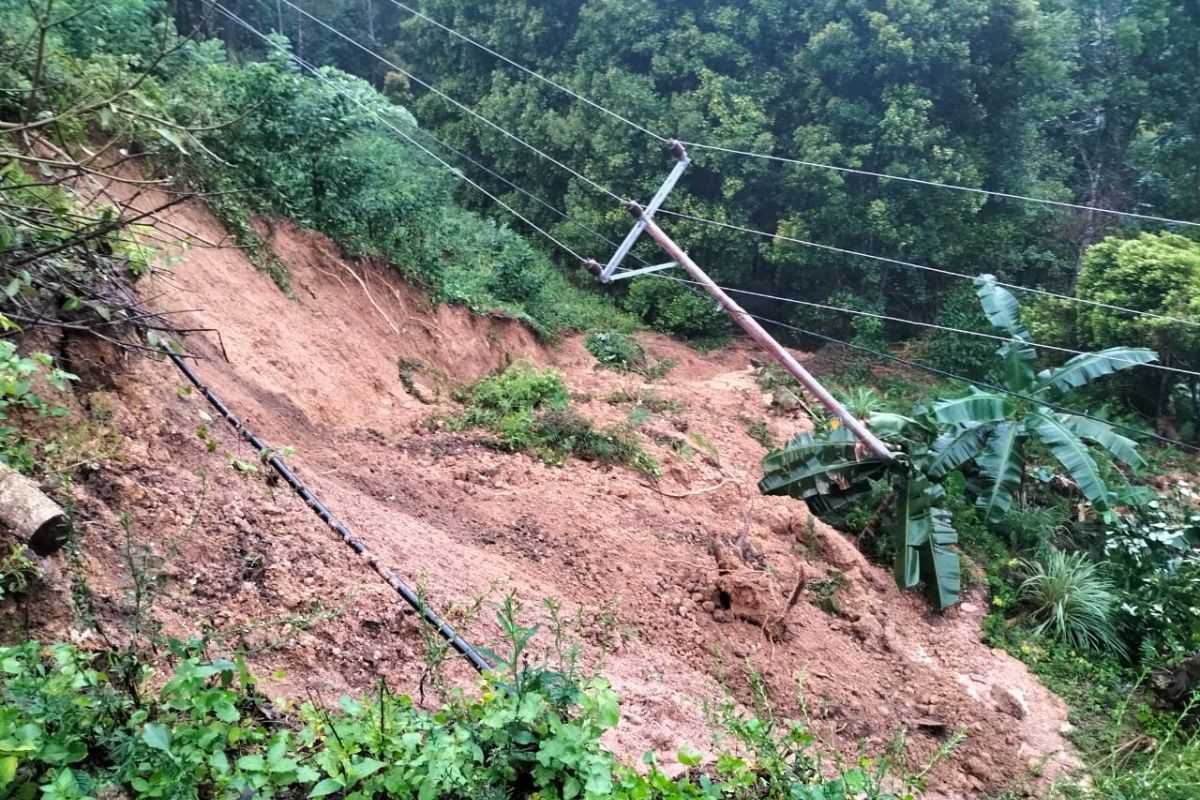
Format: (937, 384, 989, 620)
(447, 360, 659, 475)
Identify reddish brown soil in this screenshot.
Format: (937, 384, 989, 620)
(1, 202, 1079, 797)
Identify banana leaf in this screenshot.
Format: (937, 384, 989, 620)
(974, 275, 1030, 339)
(927, 423, 990, 477)
(1028, 412, 1109, 507)
(1061, 414, 1145, 469)
(1034, 347, 1158, 397)
(974, 421, 1024, 521)
(998, 339, 1036, 391)
(919, 507, 961, 608)
(931, 391, 1012, 425)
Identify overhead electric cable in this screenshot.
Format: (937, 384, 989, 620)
(385, 0, 667, 144)
(379, 0, 1199, 230)
(639, 272, 1200, 379)
(657, 209, 1200, 330)
(742, 312, 1200, 456)
(276, 0, 625, 203)
(209, 1, 588, 262)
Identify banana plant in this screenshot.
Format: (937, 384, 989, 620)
(759, 275, 1158, 609)
(928, 275, 1157, 521)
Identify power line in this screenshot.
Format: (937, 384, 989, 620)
(644, 272, 1200, 380)
(657, 209, 1200, 330)
(744, 312, 1200, 456)
(680, 141, 1200, 230)
(379, 0, 1199, 230)
(385, 0, 667, 144)
(276, 0, 624, 203)
(209, 2, 588, 262)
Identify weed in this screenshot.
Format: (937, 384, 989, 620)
(1017, 550, 1126, 657)
(740, 415, 775, 449)
(585, 331, 675, 380)
(0, 544, 39, 600)
(809, 571, 850, 616)
(451, 362, 659, 474)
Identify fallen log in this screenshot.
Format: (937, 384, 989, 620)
(0, 462, 68, 555)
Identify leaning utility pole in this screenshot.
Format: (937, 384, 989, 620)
(585, 141, 894, 462)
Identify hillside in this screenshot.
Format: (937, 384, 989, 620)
(10, 198, 1077, 796)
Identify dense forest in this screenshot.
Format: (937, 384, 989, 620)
(1, 0, 1199, 797)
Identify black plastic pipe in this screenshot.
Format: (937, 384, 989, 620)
(164, 351, 492, 674)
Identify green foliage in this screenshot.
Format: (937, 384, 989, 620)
(0, 623, 950, 800)
(921, 284, 1001, 381)
(0, 341, 76, 469)
(452, 361, 658, 475)
(584, 331, 674, 379)
(0, 544, 38, 600)
(760, 281, 1157, 609)
(1103, 483, 1200, 659)
(621, 279, 730, 343)
(1016, 550, 1125, 656)
(1029, 232, 1200, 432)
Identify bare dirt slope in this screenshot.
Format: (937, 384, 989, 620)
(7, 203, 1078, 797)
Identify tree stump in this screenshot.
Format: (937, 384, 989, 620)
(0, 462, 68, 555)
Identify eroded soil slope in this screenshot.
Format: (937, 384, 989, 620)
(4, 202, 1077, 797)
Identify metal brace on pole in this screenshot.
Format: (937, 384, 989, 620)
(587, 142, 895, 463)
(584, 140, 690, 283)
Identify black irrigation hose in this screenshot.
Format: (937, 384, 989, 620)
(164, 351, 493, 674)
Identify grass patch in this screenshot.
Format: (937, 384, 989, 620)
(450, 361, 659, 475)
(585, 331, 675, 379)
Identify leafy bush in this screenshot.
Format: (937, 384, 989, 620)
(621, 279, 729, 343)
(1103, 483, 1200, 659)
(452, 362, 658, 474)
(0, 631, 951, 800)
(0, 341, 76, 469)
(584, 331, 674, 379)
(1017, 550, 1125, 656)
(921, 284, 1001, 381)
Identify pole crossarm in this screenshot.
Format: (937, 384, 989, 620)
(584, 140, 690, 283)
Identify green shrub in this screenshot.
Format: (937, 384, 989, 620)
(0, 632, 948, 800)
(1017, 550, 1125, 657)
(0, 341, 76, 469)
(1103, 484, 1200, 659)
(621, 279, 730, 342)
(452, 362, 658, 474)
(921, 284, 1001, 381)
(584, 331, 674, 379)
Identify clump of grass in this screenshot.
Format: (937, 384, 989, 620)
(740, 415, 775, 449)
(1017, 550, 1126, 657)
(585, 331, 675, 380)
(451, 361, 659, 475)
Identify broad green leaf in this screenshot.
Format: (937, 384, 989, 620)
(930, 392, 1011, 425)
(0, 755, 16, 787)
(892, 476, 930, 590)
(141, 723, 172, 753)
(974, 275, 1030, 339)
(1034, 347, 1158, 397)
(1028, 413, 1108, 507)
(1061, 415, 1145, 469)
(310, 778, 344, 798)
(998, 340, 1036, 392)
(920, 508, 961, 608)
(975, 422, 1024, 522)
(927, 423, 990, 477)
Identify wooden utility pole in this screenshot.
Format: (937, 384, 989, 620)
(587, 140, 894, 463)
